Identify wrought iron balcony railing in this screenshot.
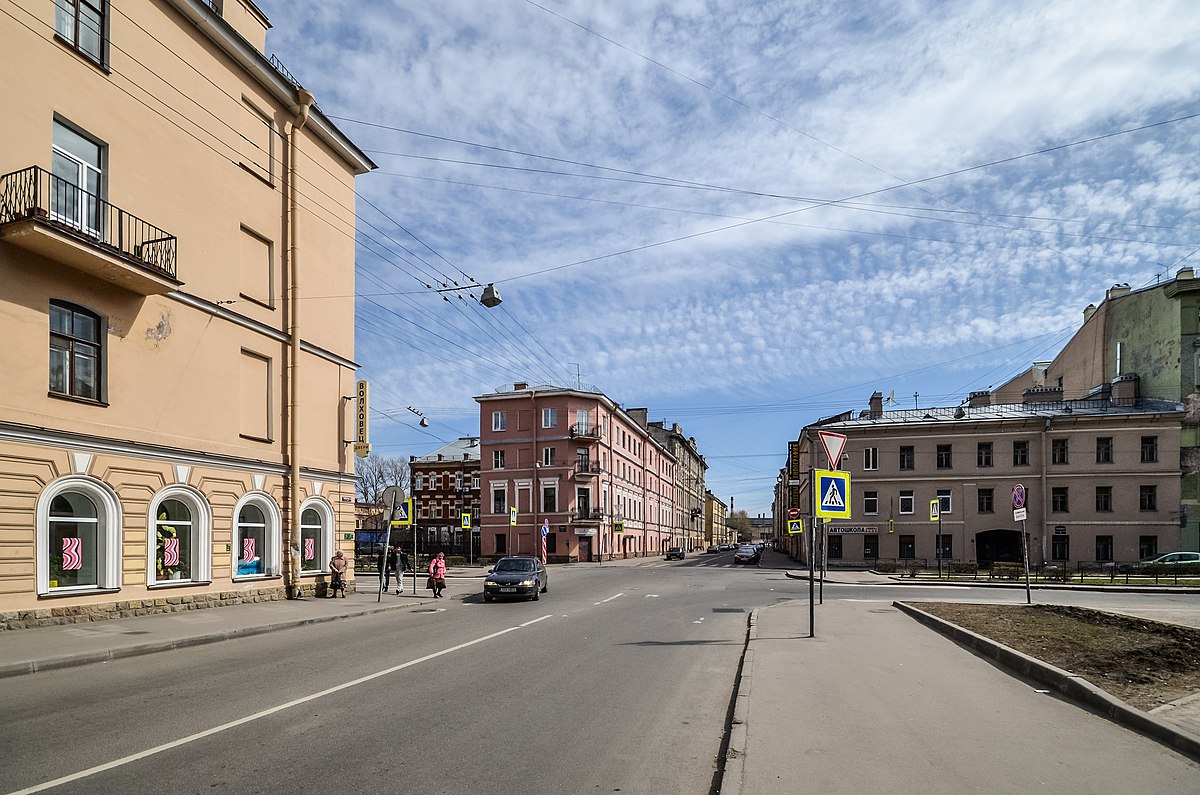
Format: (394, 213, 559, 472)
(574, 461, 602, 476)
(569, 422, 602, 439)
(0, 166, 177, 280)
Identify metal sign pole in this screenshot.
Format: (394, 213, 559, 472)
(1021, 519, 1032, 604)
(378, 489, 398, 603)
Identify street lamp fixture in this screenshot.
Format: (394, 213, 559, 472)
(407, 406, 429, 428)
(433, 281, 502, 308)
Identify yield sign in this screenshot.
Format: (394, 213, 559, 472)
(818, 431, 847, 469)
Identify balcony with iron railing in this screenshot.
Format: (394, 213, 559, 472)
(0, 166, 179, 294)
(574, 460, 602, 478)
(571, 508, 604, 524)
(569, 422, 603, 440)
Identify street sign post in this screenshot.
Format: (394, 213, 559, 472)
(817, 431, 847, 470)
(787, 519, 803, 535)
(1012, 483, 1032, 604)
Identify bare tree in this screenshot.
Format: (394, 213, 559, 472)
(356, 454, 411, 505)
(727, 510, 752, 540)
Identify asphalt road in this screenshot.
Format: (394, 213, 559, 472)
(2, 555, 1196, 794)
(1, 556, 774, 794)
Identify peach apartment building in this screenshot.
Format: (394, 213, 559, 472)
(0, 0, 374, 624)
(475, 383, 677, 563)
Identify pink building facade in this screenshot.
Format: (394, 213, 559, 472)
(475, 384, 676, 562)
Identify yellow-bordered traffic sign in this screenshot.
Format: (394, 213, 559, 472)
(814, 469, 851, 519)
(613, 520, 625, 533)
(390, 498, 413, 526)
(461, 511, 472, 529)
(787, 519, 804, 535)
(929, 499, 940, 522)
(509, 507, 518, 526)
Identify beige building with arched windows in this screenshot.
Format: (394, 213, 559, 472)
(0, 0, 373, 625)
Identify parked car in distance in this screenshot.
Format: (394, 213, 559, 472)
(1105, 551, 1200, 573)
(706, 545, 721, 554)
(483, 556, 548, 602)
(666, 547, 685, 560)
(720, 543, 736, 551)
(733, 545, 761, 565)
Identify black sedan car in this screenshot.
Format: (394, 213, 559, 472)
(665, 547, 685, 560)
(483, 556, 548, 602)
(733, 545, 761, 565)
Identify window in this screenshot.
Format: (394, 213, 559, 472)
(1095, 486, 1112, 512)
(977, 442, 993, 468)
(1096, 437, 1113, 464)
(542, 446, 555, 467)
(239, 349, 271, 441)
(1051, 535, 1069, 561)
(1051, 438, 1069, 465)
(898, 535, 915, 559)
(863, 491, 878, 515)
(240, 99, 273, 183)
(433, 505, 443, 519)
(1139, 485, 1157, 511)
(828, 535, 843, 560)
(492, 450, 505, 469)
(899, 490, 914, 514)
(576, 487, 592, 516)
(234, 494, 280, 578)
(492, 485, 507, 514)
(52, 119, 103, 234)
(1013, 440, 1029, 466)
(542, 483, 557, 513)
(37, 477, 121, 594)
(55, 0, 107, 65)
(864, 534, 879, 559)
(863, 448, 878, 471)
(1095, 535, 1114, 562)
(978, 488, 994, 513)
(1051, 487, 1069, 512)
(455, 473, 463, 490)
(936, 444, 952, 469)
(414, 474, 425, 491)
(239, 226, 274, 307)
(492, 411, 507, 432)
(471, 475, 480, 490)
(299, 500, 333, 574)
(937, 489, 952, 514)
(49, 301, 102, 401)
(150, 487, 212, 585)
(1139, 536, 1158, 559)
(899, 446, 914, 471)
(1141, 436, 1158, 463)
(542, 408, 557, 428)
(936, 535, 952, 559)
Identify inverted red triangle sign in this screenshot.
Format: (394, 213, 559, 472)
(818, 430, 847, 469)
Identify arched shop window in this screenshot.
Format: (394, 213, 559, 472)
(233, 493, 281, 578)
(36, 476, 121, 594)
(148, 487, 212, 585)
(299, 498, 334, 574)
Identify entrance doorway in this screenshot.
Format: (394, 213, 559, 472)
(976, 528, 1023, 566)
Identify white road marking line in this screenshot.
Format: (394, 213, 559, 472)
(6, 615, 555, 795)
(593, 593, 624, 605)
(645, 594, 659, 598)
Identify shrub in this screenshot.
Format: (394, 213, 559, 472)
(875, 561, 897, 573)
(990, 562, 1023, 580)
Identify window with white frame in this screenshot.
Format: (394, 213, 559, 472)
(37, 476, 121, 594)
(863, 447, 878, 470)
(542, 482, 558, 513)
(492, 485, 507, 514)
(863, 490, 878, 515)
(493, 450, 505, 469)
(492, 411, 507, 431)
(299, 499, 334, 574)
(52, 119, 104, 236)
(542, 446, 555, 467)
(899, 490, 914, 514)
(234, 494, 280, 578)
(414, 474, 425, 491)
(937, 489, 952, 513)
(542, 408, 557, 428)
(149, 487, 212, 585)
(472, 475, 480, 490)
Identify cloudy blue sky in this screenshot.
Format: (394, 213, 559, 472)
(257, 0, 1200, 516)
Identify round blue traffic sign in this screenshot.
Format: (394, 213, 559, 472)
(1012, 484, 1026, 510)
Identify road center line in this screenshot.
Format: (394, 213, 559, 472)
(6, 615, 555, 795)
(594, 592, 625, 605)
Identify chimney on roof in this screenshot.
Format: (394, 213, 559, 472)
(514, 382, 528, 391)
(1106, 283, 1131, 301)
(1111, 373, 1140, 406)
(869, 391, 883, 418)
(1083, 303, 1097, 323)
(437, 454, 443, 461)
(968, 390, 991, 408)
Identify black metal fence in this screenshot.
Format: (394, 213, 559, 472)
(0, 166, 177, 280)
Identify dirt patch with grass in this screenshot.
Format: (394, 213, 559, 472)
(912, 602, 1200, 711)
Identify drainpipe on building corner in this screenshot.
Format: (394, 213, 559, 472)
(285, 88, 315, 599)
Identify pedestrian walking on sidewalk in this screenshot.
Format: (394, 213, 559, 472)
(428, 552, 447, 598)
(381, 545, 402, 593)
(328, 549, 347, 597)
(395, 547, 409, 595)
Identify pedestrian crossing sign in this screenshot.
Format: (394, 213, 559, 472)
(461, 511, 472, 529)
(814, 469, 851, 519)
(613, 521, 625, 534)
(788, 519, 804, 535)
(390, 498, 413, 527)
(510, 507, 518, 526)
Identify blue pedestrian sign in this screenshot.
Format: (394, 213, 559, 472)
(814, 469, 851, 519)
